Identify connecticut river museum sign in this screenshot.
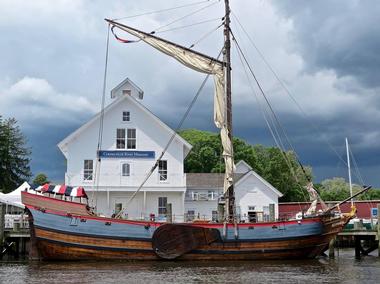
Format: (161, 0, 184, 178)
(98, 150, 155, 159)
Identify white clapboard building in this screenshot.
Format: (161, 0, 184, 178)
(185, 160, 283, 222)
(58, 78, 192, 222)
(58, 78, 283, 223)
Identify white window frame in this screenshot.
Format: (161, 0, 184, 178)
(127, 128, 136, 149)
(208, 190, 216, 200)
(122, 111, 130, 122)
(158, 197, 167, 216)
(192, 191, 199, 200)
(158, 160, 168, 182)
(116, 128, 126, 149)
(83, 160, 93, 181)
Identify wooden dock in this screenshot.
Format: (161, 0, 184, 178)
(0, 204, 30, 258)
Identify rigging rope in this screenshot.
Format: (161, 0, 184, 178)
(91, 24, 111, 209)
(349, 146, 365, 185)
(115, 49, 224, 218)
(231, 11, 366, 184)
(189, 22, 224, 48)
(113, 0, 214, 21)
(232, 31, 309, 203)
(151, 0, 220, 34)
(155, 17, 222, 34)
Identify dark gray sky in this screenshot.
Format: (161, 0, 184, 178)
(1, 0, 379, 187)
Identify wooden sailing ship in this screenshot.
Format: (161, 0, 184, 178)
(21, 0, 365, 260)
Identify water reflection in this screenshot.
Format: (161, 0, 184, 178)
(1, 250, 379, 283)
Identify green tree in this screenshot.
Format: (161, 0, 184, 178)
(179, 129, 312, 202)
(0, 116, 32, 193)
(33, 173, 49, 186)
(319, 177, 380, 201)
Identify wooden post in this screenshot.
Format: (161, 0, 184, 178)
(0, 203, 5, 246)
(329, 237, 335, 258)
(218, 203, 224, 223)
(269, 204, 275, 222)
(166, 203, 172, 223)
(355, 236, 361, 260)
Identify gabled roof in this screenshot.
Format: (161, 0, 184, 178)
(58, 93, 192, 157)
(111, 77, 144, 99)
(234, 170, 283, 197)
(186, 173, 246, 189)
(235, 160, 252, 173)
(186, 160, 283, 198)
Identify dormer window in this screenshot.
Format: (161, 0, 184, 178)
(122, 89, 131, 96)
(122, 111, 130, 122)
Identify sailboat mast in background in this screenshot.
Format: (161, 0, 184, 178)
(345, 137, 354, 206)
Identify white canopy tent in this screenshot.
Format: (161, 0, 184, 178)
(0, 181, 30, 209)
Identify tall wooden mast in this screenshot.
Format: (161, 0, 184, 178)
(224, 0, 235, 222)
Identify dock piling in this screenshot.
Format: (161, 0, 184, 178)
(0, 204, 5, 246)
(329, 237, 335, 258)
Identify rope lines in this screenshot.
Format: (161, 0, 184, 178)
(151, 0, 220, 34)
(156, 17, 222, 34)
(230, 11, 367, 185)
(232, 30, 309, 203)
(91, 24, 111, 209)
(189, 22, 224, 48)
(113, 0, 214, 21)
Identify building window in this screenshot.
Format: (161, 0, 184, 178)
(208, 190, 216, 200)
(83, 160, 93, 181)
(192, 192, 199, 200)
(115, 203, 122, 215)
(187, 210, 195, 221)
(122, 89, 131, 96)
(122, 163, 130, 176)
(127, 128, 136, 149)
(158, 197, 167, 216)
(212, 210, 218, 222)
(158, 160, 167, 181)
(116, 128, 126, 149)
(122, 111, 130, 122)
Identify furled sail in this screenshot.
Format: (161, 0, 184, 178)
(107, 19, 234, 192)
(305, 182, 327, 215)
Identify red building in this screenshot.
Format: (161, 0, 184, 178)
(279, 200, 380, 219)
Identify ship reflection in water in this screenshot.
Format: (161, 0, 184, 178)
(0, 250, 379, 283)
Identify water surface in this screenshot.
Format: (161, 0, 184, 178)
(1, 249, 379, 283)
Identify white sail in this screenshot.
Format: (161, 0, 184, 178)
(109, 21, 234, 192)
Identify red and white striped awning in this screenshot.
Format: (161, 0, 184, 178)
(33, 184, 87, 198)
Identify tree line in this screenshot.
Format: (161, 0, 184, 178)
(179, 129, 380, 202)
